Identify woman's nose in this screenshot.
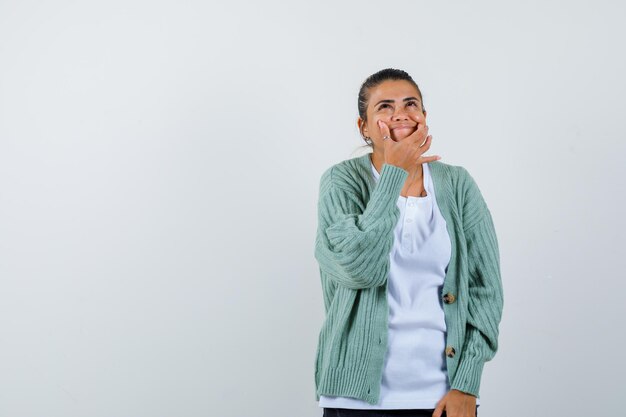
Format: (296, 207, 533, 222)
(392, 109, 409, 120)
(392, 106, 409, 121)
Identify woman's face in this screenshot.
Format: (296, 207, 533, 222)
(358, 79, 427, 148)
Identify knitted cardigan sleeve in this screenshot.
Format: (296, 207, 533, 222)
(314, 163, 408, 290)
(450, 167, 504, 397)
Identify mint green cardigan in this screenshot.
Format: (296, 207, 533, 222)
(314, 152, 503, 405)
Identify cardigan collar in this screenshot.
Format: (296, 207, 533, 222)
(352, 152, 456, 223)
(354, 152, 448, 192)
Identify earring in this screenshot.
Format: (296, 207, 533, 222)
(363, 136, 372, 145)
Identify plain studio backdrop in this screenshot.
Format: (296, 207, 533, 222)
(1, 1, 625, 416)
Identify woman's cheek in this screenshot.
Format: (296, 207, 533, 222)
(410, 113, 422, 123)
(372, 118, 385, 130)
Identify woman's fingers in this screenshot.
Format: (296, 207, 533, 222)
(420, 154, 442, 163)
(419, 135, 432, 148)
(377, 120, 391, 140)
(416, 136, 441, 162)
(414, 135, 432, 155)
(408, 123, 428, 146)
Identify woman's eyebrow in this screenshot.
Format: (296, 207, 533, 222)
(374, 97, 421, 107)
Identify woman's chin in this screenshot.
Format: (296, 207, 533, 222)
(393, 131, 413, 141)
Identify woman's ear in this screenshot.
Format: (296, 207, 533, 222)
(357, 117, 367, 137)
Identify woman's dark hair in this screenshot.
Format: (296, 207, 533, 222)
(357, 68, 425, 122)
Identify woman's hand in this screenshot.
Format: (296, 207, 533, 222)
(432, 389, 477, 417)
(378, 119, 440, 172)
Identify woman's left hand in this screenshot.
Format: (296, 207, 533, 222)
(432, 389, 476, 417)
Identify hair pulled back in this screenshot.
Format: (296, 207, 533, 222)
(357, 68, 425, 122)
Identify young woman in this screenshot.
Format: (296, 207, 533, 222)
(313, 68, 503, 417)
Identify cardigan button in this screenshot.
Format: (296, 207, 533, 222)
(443, 293, 456, 304)
(445, 346, 456, 358)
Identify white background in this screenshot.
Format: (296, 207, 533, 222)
(1, 1, 625, 416)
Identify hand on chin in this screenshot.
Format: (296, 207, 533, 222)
(392, 128, 415, 141)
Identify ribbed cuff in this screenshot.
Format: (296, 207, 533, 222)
(450, 356, 485, 398)
(359, 163, 407, 229)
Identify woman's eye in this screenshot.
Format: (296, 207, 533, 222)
(378, 104, 390, 110)
(407, 101, 418, 107)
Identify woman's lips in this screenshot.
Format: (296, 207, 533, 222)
(391, 124, 416, 130)
(390, 126, 415, 141)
